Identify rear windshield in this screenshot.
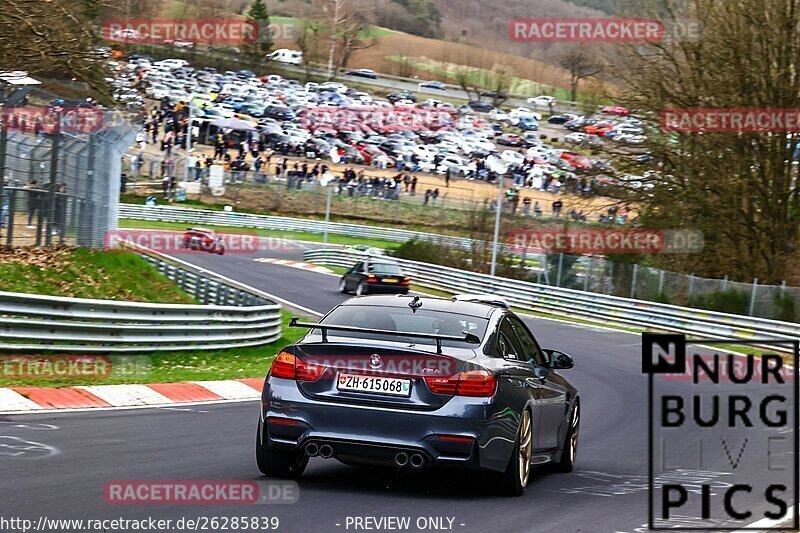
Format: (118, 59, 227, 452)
(318, 305, 487, 348)
(368, 263, 403, 275)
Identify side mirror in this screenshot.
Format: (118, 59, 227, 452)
(544, 349, 574, 370)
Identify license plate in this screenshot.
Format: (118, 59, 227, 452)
(382, 278, 398, 283)
(337, 373, 411, 397)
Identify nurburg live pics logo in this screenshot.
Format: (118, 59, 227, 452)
(642, 333, 799, 530)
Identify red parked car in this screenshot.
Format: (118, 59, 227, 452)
(559, 151, 593, 172)
(357, 145, 392, 166)
(583, 121, 615, 136)
(601, 105, 630, 116)
(496, 133, 525, 147)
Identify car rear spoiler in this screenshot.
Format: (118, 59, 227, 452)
(289, 318, 480, 354)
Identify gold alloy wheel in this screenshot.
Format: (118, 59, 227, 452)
(570, 403, 580, 464)
(518, 410, 533, 487)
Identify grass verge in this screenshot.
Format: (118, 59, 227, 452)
(1, 311, 308, 388)
(117, 218, 401, 250)
(0, 247, 194, 303)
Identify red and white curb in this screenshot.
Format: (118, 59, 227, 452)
(254, 258, 334, 275)
(0, 379, 264, 413)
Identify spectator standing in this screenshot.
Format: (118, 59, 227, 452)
(53, 183, 67, 236)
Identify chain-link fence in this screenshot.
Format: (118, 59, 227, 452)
(0, 88, 138, 247)
(537, 253, 798, 322)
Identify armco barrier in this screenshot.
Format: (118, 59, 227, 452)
(0, 242, 283, 353)
(303, 249, 800, 350)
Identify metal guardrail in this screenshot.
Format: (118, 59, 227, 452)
(0, 242, 283, 353)
(119, 203, 474, 248)
(303, 249, 800, 350)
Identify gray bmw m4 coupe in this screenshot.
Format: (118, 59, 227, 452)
(257, 294, 580, 495)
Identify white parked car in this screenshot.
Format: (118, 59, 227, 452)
(508, 108, 542, 125)
(412, 145, 439, 161)
(437, 154, 471, 176)
(267, 49, 303, 65)
(355, 92, 373, 104)
(528, 95, 556, 107)
(111, 28, 141, 41)
(214, 104, 236, 118)
(564, 132, 587, 144)
(154, 58, 189, 70)
(488, 108, 509, 121)
(146, 84, 170, 100)
(500, 150, 525, 165)
(319, 82, 348, 93)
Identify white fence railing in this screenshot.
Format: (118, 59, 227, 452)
(303, 249, 800, 351)
(118, 204, 473, 248)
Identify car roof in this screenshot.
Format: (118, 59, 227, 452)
(338, 295, 498, 319)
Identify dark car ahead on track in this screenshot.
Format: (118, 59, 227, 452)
(338, 259, 410, 295)
(256, 294, 580, 496)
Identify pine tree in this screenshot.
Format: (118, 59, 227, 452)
(246, 0, 273, 55)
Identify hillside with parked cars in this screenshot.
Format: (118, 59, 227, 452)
(112, 52, 650, 201)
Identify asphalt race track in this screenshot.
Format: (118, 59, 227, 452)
(0, 239, 790, 533)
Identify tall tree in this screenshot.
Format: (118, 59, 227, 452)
(615, 0, 800, 283)
(246, 0, 273, 55)
(297, 0, 375, 79)
(0, 0, 108, 94)
(557, 44, 602, 102)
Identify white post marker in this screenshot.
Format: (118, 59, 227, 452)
(487, 155, 511, 277)
(320, 172, 336, 244)
(183, 104, 192, 182)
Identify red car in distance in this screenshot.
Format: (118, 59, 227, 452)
(182, 228, 226, 255)
(601, 105, 630, 116)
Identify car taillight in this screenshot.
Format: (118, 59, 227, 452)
(270, 351, 325, 382)
(401, 276, 410, 285)
(425, 370, 496, 397)
(270, 351, 296, 379)
(366, 274, 378, 283)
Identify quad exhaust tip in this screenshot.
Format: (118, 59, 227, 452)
(394, 452, 409, 467)
(319, 444, 334, 459)
(305, 442, 320, 457)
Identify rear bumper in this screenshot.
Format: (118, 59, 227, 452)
(261, 378, 517, 472)
(364, 283, 409, 294)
